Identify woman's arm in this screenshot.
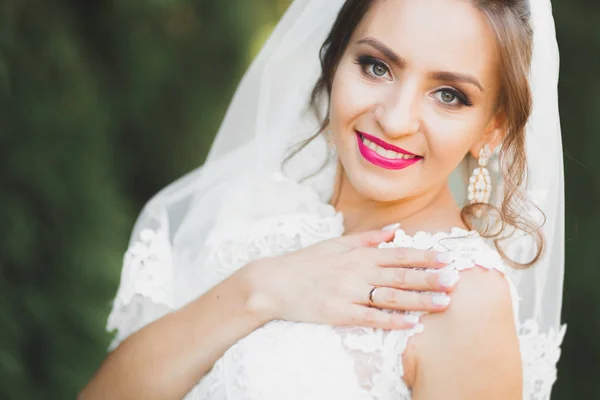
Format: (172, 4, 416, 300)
(408, 267, 522, 400)
(79, 263, 271, 400)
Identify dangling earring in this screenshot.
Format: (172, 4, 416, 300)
(468, 144, 492, 205)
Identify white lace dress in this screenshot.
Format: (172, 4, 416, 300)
(107, 182, 565, 400)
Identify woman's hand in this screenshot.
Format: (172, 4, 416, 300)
(243, 229, 458, 330)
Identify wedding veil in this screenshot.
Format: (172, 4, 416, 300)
(110, 0, 565, 383)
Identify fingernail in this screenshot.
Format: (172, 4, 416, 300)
(382, 222, 401, 231)
(438, 269, 460, 288)
(432, 293, 451, 307)
(404, 314, 420, 325)
(436, 252, 454, 264)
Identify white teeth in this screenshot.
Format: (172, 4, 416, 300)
(362, 136, 416, 160)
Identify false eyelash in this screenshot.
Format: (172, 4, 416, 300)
(353, 54, 391, 78)
(437, 87, 473, 107)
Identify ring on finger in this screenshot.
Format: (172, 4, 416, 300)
(368, 286, 380, 307)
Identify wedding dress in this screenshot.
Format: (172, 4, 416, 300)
(107, 169, 565, 400)
(106, 0, 566, 398)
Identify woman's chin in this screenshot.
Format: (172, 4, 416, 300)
(337, 153, 420, 202)
(344, 170, 409, 203)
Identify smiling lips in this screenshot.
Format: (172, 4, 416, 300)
(355, 131, 422, 170)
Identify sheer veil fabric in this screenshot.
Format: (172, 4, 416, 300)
(107, 0, 566, 396)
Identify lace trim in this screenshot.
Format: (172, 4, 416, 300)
(207, 213, 344, 280)
(114, 227, 174, 307)
(341, 326, 423, 398)
(106, 226, 174, 349)
(520, 320, 567, 399)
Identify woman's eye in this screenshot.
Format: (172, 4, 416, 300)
(354, 55, 392, 80)
(433, 88, 472, 107)
(440, 90, 456, 103)
(370, 63, 388, 77)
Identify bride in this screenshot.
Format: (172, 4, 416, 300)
(81, 0, 566, 398)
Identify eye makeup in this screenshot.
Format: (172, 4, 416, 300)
(353, 54, 392, 80)
(353, 53, 474, 108)
(432, 87, 473, 108)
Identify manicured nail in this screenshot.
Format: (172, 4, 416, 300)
(404, 314, 420, 325)
(438, 269, 460, 288)
(436, 252, 454, 264)
(432, 293, 451, 307)
(382, 222, 401, 231)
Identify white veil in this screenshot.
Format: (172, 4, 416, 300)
(110, 0, 565, 395)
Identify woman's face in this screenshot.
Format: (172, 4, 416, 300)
(329, 0, 502, 203)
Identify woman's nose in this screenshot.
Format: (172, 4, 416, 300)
(373, 83, 421, 138)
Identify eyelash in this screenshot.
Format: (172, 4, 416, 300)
(354, 55, 392, 80)
(352, 54, 473, 108)
(435, 87, 473, 107)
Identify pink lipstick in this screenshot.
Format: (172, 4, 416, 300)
(355, 131, 422, 170)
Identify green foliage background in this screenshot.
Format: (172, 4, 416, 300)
(0, 0, 597, 398)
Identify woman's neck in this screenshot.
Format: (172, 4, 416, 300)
(332, 169, 466, 236)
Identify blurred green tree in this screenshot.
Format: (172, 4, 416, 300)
(552, 0, 600, 398)
(0, 0, 284, 398)
(0, 2, 129, 398)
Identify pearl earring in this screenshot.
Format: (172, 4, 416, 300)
(467, 144, 492, 205)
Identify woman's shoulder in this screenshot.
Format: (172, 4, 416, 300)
(405, 263, 521, 396)
(382, 227, 521, 395)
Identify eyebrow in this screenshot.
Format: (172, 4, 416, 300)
(356, 37, 405, 67)
(430, 71, 484, 92)
(355, 36, 484, 92)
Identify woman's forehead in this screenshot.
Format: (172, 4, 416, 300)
(353, 0, 500, 89)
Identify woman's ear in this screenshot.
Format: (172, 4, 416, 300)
(469, 114, 505, 158)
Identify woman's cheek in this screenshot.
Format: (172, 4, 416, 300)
(332, 73, 367, 123)
(333, 63, 387, 117)
(426, 130, 473, 176)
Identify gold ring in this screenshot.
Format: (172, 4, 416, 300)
(368, 287, 380, 306)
